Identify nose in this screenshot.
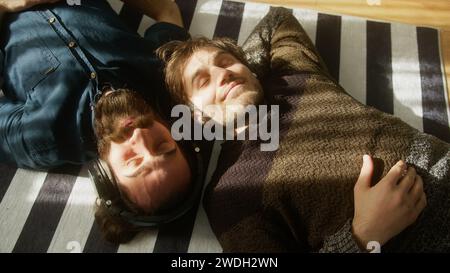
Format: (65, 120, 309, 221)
(215, 67, 234, 87)
(128, 125, 175, 156)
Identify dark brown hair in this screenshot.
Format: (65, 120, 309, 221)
(93, 88, 153, 243)
(156, 37, 249, 105)
(94, 199, 139, 244)
(94, 88, 154, 159)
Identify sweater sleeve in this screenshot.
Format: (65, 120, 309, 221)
(143, 21, 190, 48)
(318, 219, 365, 253)
(240, 8, 366, 253)
(242, 7, 331, 79)
(218, 214, 365, 253)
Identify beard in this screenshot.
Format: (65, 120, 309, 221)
(197, 76, 264, 127)
(218, 88, 264, 126)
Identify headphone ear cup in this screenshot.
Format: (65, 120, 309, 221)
(88, 159, 119, 206)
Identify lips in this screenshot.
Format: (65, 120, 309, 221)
(221, 80, 244, 101)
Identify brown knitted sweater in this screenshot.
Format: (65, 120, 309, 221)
(203, 7, 450, 253)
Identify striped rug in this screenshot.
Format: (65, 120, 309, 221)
(0, 0, 448, 253)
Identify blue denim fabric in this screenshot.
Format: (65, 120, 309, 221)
(0, 0, 189, 169)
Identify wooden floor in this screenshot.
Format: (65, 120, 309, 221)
(240, 0, 450, 106)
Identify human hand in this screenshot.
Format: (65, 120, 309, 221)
(0, 0, 61, 13)
(352, 155, 427, 249)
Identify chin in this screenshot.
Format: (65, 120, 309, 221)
(231, 90, 262, 107)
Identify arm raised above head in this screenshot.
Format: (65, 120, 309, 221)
(121, 0, 183, 28)
(242, 7, 330, 79)
(0, 0, 61, 12)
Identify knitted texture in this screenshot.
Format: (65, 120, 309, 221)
(203, 7, 450, 253)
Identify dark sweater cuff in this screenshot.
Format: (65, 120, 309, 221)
(319, 219, 365, 253)
(143, 22, 190, 46)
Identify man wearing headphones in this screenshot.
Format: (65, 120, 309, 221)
(0, 0, 201, 242)
(92, 88, 206, 243)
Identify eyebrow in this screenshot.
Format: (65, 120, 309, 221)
(122, 148, 178, 178)
(190, 50, 231, 87)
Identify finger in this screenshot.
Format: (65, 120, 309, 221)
(415, 192, 427, 213)
(410, 175, 424, 203)
(355, 155, 374, 190)
(398, 167, 417, 192)
(400, 166, 416, 185)
(382, 160, 407, 187)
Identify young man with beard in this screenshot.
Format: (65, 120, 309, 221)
(0, 0, 197, 242)
(157, 8, 450, 252)
(92, 88, 195, 242)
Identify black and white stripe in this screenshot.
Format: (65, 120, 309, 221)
(213, 0, 245, 39)
(391, 23, 423, 131)
(12, 165, 81, 253)
(417, 27, 450, 142)
(0, 164, 16, 202)
(0, 0, 448, 253)
(316, 13, 342, 81)
(366, 21, 394, 114)
(339, 15, 366, 104)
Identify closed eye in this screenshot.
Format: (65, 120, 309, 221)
(219, 59, 234, 67)
(199, 78, 209, 88)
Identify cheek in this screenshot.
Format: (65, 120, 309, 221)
(243, 70, 260, 91)
(171, 154, 191, 187)
(250, 76, 261, 91)
(233, 64, 251, 75)
(152, 122, 173, 139)
(170, 149, 190, 174)
(108, 143, 122, 163)
(106, 148, 123, 179)
(235, 66, 257, 84)
(244, 69, 256, 81)
(192, 87, 216, 108)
